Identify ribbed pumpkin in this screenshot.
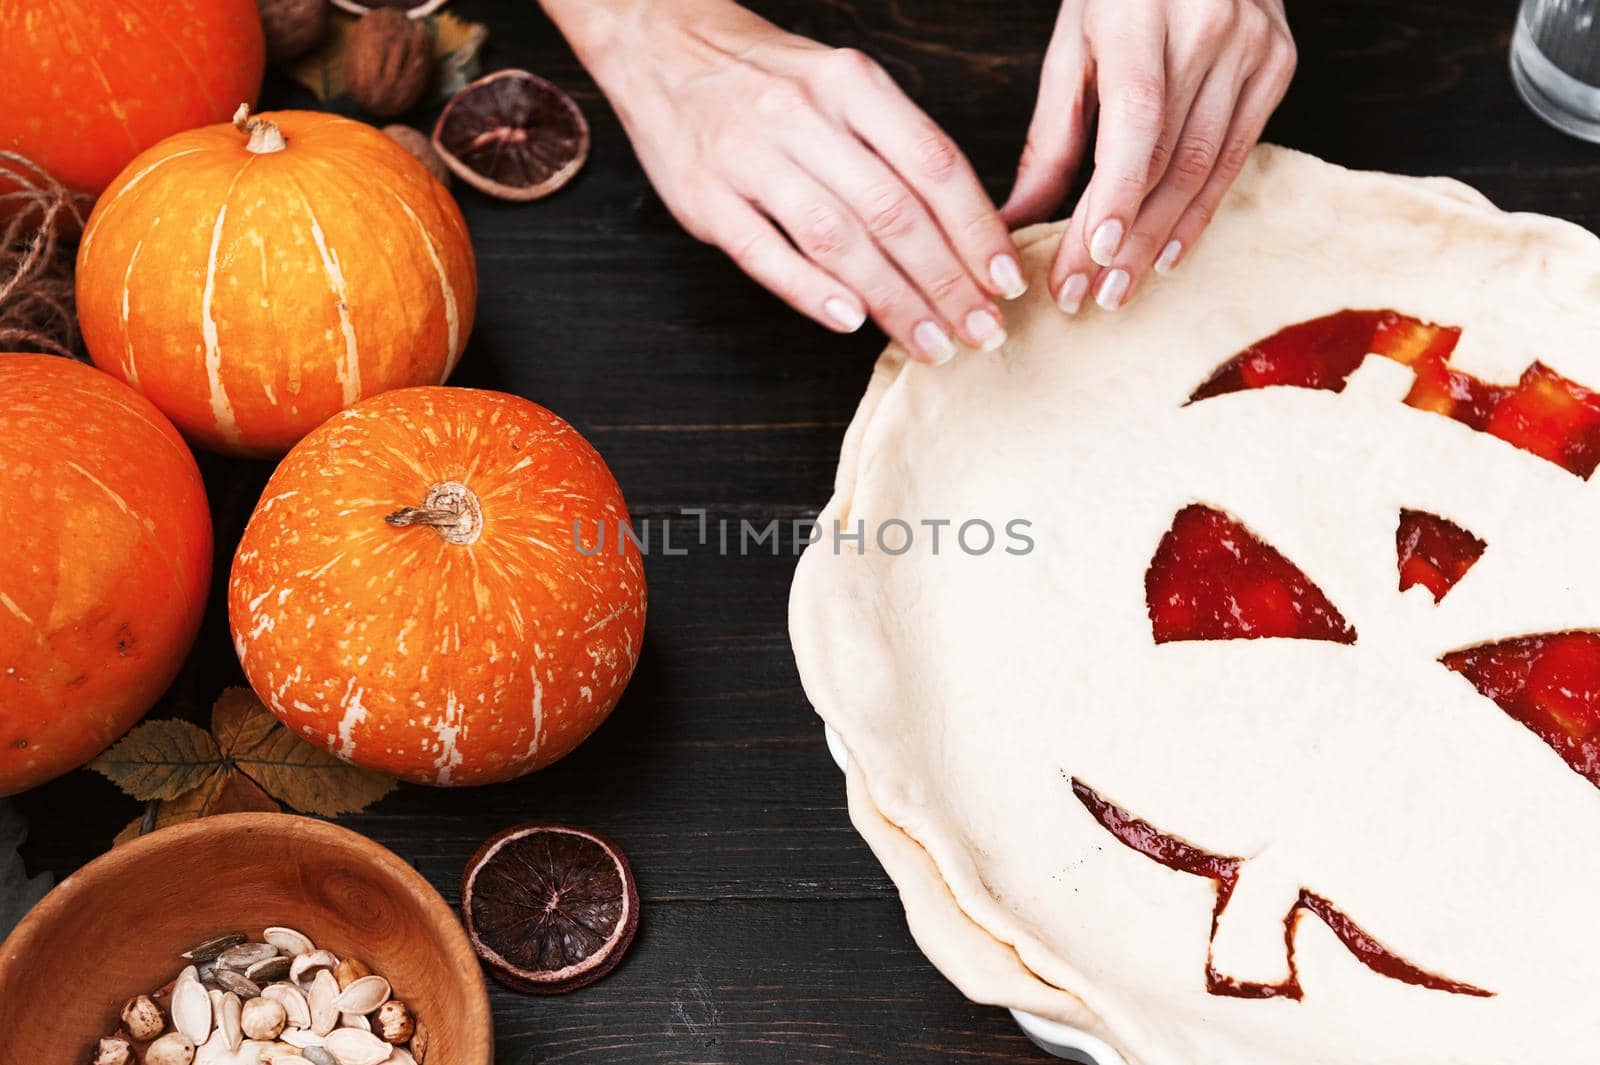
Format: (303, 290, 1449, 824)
(0, 355, 212, 795)
(229, 387, 646, 786)
(77, 109, 477, 457)
(0, 0, 264, 198)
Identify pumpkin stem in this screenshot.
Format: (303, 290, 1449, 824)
(232, 103, 287, 155)
(386, 481, 483, 545)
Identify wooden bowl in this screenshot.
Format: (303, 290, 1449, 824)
(0, 813, 492, 1063)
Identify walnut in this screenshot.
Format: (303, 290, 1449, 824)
(345, 9, 432, 119)
(260, 0, 328, 61)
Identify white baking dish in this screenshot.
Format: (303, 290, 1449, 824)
(823, 725, 1125, 1064)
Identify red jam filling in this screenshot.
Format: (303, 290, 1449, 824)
(1443, 634, 1600, 787)
(1397, 509, 1485, 601)
(1072, 780, 1491, 998)
(1146, 504, 1355, 644)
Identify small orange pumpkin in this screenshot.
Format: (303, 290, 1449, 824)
(77, 108, 477, 457)
(229, 387, 646, 786)
(0, 355, 212, 795)
(0, 0, 264, 198)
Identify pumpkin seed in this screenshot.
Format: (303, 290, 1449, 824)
(264, 927, 315, 958)
(323, 1028, 390, 1065)
(330, 976, 390, 1017)
(172, 965, 211, 1043)
(262, 983, 312, 1029)
(182, 932, 246, 963)
(307, 970, 340, 1037)
(217, 991, 243, 1051)
(289, 950, 339, 985)
(279, 1028, 326, 1049)
(217, 942, 280, 971)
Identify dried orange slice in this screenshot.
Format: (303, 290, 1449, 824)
(461, 824, 639, 994)
(432, 69, 589, 201)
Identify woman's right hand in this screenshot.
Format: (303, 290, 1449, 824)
(552, 0, 1027, 364)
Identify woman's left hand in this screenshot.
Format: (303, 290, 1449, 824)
(1001, 0, 1296, 313)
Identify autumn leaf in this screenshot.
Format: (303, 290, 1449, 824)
(217, 691, 397, 817)
(98, 689, 397, 845)
(90, 720, 222, 800)
(113, 770, 280, 848)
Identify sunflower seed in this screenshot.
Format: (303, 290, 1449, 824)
(247, 956, 292, 984)
(173, 965, 212, 1043)
(323, 1028, 390, 1065)
(264, 927, 315, 958)
(183, 933, 246, 963)
(218, 943, 280, 971)
(308, 970, 340, 1037)
(331, 976, 390, 1017)
(262, 983, 312, 1029)
(290, 950, 339, 985)
(214, 969, 261, 999)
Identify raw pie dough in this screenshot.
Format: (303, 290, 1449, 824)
(788, 145, 1600, 1064)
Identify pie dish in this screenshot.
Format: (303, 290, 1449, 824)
(789, 146, 1600, 1063)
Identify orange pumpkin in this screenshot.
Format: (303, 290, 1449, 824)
(0, 0, 263, 198)
(228, 387, 646, 786)
(0, 355, 212, 795)
(76, 109, 477, 457)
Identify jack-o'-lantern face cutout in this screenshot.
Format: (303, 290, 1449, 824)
(1073, 308, 1600, 1002)
(789, 148, 1600, 1065)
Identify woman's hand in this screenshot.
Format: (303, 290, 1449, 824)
(546, 0, 1026, 364)
(1002, 0, 1295, 313)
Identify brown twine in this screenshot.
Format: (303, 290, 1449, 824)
(0, 151, 91, 358)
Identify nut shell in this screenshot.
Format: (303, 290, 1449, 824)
(382, 125, 450, 186)
(120, 995, 165, 1041)
(345, 8, 432, 119)
(144, 1032, 196, 1065)
(374, 999, 414, 1044)
(260, 0, 329, 61)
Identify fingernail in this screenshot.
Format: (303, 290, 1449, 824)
(1154, 239, 1182, 275)
(913, 320, 957, 364)
(1057, 274, 1089, 315)
(1095, 268, 1130, 311)
(824, 297, 865, 332)
(988, 254, 1027, 300)
(965, 309, 1006, 352)
(1089, 219, 1124, 267)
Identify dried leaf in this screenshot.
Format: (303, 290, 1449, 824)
(112, 769, 281, 847)
(90, 719, 222, 800)
(221, 690, 396, 816)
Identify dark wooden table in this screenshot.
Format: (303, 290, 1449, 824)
(16, 1, 1598, 1060)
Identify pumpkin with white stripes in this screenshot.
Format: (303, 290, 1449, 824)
(228, 386, 647, 786)
(76, 107, 477, 457)
(0, 355, 212, 795)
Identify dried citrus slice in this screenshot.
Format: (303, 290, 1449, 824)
(432, 69, 589, 201)
(460, 824, 639, 994)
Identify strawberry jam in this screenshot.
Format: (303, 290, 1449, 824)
(1147, 504, 1355, 644)
(1168, 309, 1600, 789)
(1444, 634, 1600, 786)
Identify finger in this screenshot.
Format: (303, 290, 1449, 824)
(1075, 4, 1168, 269)
(1088, 64, 1242, 310)
(702, 190, 868, 334)
(1000, 7, 1093, 228)
(747, 166, 960, 365)
(778, 114, 1006, 352)
(1165, 44, 1296, 270)
(1048, 204, 1095, 315)
(817, 48, 1027, 301)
